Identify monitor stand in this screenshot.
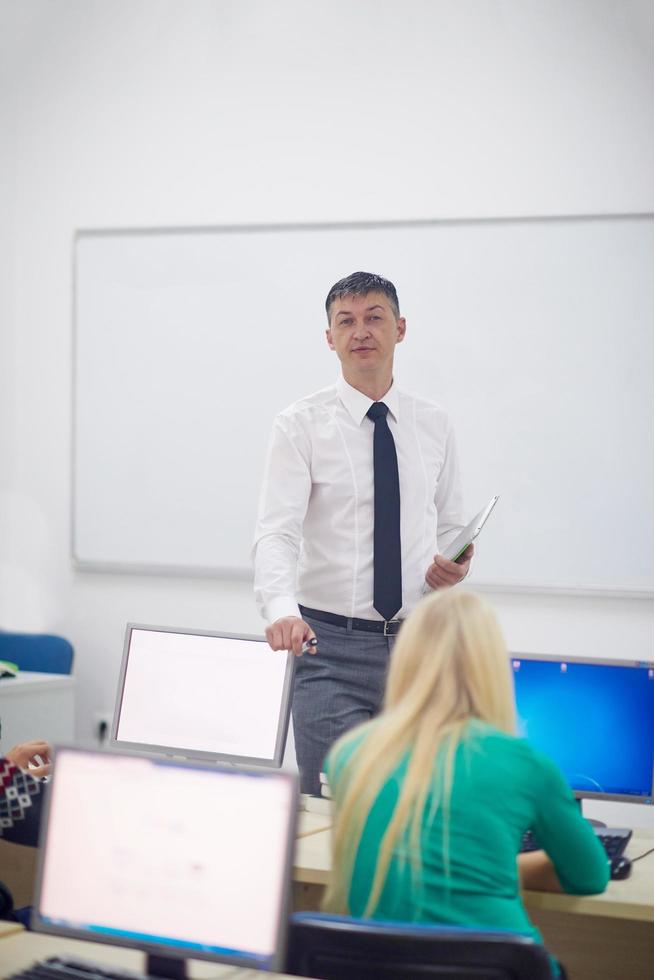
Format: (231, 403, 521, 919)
(146, 954, 187, 978)
(577, 797, 606, 828)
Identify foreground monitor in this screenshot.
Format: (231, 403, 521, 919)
(111, 624, 294, 766)
(511, 653, 654, 804)
(32, 747, 298, 975)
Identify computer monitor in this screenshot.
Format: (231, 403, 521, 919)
(511, 653, 654, 805)
(111, 624, 294, 767)
(32, 747, 298, 976)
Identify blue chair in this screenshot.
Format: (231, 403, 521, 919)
(286, 912, 562, 979)
(0, 631, 74, 674)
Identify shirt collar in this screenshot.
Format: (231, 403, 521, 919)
(336, 374, 400, 425)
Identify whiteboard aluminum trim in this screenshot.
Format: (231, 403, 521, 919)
(73, 211, 654, 240)
(71, 559, 654, 599)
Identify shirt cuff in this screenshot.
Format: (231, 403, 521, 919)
(267, 596, 302, 624)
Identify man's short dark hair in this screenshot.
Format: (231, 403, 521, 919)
(325, 271, 400, 321)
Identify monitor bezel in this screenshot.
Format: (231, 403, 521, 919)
(510, 650, 654, 805)
(110, 623, 295, 768)
(31, 745, 299, 973)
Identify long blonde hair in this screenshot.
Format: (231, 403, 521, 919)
(323, 589, 516, 915)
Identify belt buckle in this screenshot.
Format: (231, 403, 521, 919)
(383, 619, 400, 636)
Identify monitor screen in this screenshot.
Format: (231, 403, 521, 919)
(32, 748, 298, 972)
(511, 653, 654, 803)
(111, 625, 294, 766)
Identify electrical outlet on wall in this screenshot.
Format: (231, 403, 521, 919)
(93, 711, 113, 745)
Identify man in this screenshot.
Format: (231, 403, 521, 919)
(253, 271, 471, 794)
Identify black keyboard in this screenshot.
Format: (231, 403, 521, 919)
(8, 957, 150, 980)
(520, 825, 632, 859)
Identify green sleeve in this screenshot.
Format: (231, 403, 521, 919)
(530, 750, 610, 895)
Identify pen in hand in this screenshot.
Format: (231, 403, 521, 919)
(301, 637, 319, 656)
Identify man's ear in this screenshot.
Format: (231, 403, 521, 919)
(396, 317, 407, 343)
(325, 327, 335, 351)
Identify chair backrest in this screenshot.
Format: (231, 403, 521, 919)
(286, 913, 555, 980)
(0, 632, 74, 674)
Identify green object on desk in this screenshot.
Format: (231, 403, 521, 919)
(0, 660, 19, 679)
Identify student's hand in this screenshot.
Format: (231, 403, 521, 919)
(425, 544, 474, 590)
(266, 616, 317, 657)
(6, 739, 53, 778)
(517, 850, 564, 893)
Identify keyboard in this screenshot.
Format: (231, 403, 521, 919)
(8, 957, 150, 980)
(520, 825, 632, 860)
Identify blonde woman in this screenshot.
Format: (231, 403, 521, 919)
(324, 590, 608, 963)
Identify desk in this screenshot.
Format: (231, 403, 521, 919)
(0, 920, 24, 939)
(291, 827, 654, 980)
(296, 809, 332, 839)
(0, 672, 75, 750)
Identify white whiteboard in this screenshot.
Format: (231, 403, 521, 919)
(73, 217, 654, 594)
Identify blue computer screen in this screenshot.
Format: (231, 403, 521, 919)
(511, 657, 654, 800)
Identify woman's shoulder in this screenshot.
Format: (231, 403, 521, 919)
(324, 722, 375, 784)
(324, 724, 369, 780)
(466, 723, 573, 803)
(464, 720, 560, 775)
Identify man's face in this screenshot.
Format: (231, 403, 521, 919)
(325, 291, 406, 378)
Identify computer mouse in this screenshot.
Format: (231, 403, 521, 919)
(610, 855, 632, 880)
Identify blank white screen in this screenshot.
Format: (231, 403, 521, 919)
(115, 629, 289, 761)
(38, 751, 294, 964)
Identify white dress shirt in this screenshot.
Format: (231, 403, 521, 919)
(253, 375, 464, 624)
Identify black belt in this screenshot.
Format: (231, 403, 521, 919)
(299, 605, 403, 637)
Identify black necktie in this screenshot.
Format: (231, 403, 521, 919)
(367, 402, 402, 621)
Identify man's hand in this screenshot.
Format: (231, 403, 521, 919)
(425, 544, 474, 590)
(265, 616, 317, 657)
(6, 739, 53, 778)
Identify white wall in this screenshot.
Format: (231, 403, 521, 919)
(1, 0, 653, 819)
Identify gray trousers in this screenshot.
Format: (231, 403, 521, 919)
(292, 614, 395, 795)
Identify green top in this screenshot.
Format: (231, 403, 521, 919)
(325, 720, 609, 943)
